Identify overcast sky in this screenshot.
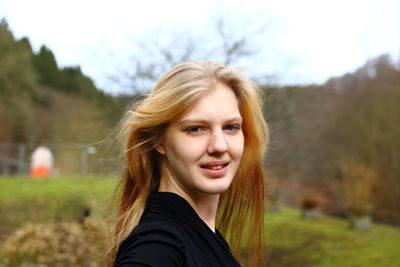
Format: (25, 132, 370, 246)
(1, 0, 400, 94)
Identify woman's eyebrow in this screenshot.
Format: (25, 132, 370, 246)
(178, 119, 207, 125)
(178, 116, 242, 125)
(226, 117, 243, 123)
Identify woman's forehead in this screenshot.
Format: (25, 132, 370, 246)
(177, 84, 241, 121)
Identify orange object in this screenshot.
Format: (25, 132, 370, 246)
(31, 166, 51, 178)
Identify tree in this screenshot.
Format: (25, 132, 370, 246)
(107, 9, 272, 94)
(32, 45, 60, 88)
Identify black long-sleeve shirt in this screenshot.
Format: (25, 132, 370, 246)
(115, 192, 241, 267)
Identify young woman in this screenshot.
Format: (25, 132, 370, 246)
(106, 61, 269, 266)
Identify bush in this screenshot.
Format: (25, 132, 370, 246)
(2, 218, 108, 266)
(300, 195, 320, 210)
(341, 163, 377, 217)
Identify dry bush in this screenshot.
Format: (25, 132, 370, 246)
(267, 176, 282, 211)
(2, 218, 108, 266)
(341, 163, 378, 217)
(300, 194, 321, 210)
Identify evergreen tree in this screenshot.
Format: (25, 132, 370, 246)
(32, 45, 60, 88)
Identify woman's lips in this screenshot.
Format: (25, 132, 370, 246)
(200, 161, 229, 178)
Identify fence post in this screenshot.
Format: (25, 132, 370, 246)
(81, 146, 96, 176)
(18, 143, 26, 175)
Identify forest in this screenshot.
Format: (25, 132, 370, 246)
(1, 18, 399, 229)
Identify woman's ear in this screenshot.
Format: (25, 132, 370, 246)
(154, 141, 166, 155)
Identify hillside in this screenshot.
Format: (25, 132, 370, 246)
(0, 19, 127, 144)
(264, 55, 400, 226)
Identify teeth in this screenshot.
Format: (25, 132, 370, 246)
(201, 163, 227, 170)
(210, 165, 223, 170)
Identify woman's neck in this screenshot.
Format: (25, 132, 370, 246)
(188, 193, 220, 232)
(158, 174, 220, 232)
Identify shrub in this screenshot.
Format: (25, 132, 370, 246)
(2, 218, 108, 266)
(300, 195, 320, 210)
(341, 163, 377, 217)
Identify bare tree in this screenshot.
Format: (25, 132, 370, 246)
(215, 17, 254, 66)
(107, 9, 272, 94)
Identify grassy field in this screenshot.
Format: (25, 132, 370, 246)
(265, 208, 400, 266)
(0, 176, 118, 232)
(0, 177, 399, 266)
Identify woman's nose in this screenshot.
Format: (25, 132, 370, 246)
(207, 130, 228, 154)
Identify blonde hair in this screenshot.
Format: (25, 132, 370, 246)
(105, 61, 269, 266)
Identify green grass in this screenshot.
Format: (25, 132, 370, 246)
(1, 177, 399, 266)
(0, 176, 118, 232)
(265, 207, 400, 266)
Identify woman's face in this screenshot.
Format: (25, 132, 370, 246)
(157, 83, 244, 197)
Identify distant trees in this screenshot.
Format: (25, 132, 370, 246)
(326, 55, 400, 225)
(32, 45, 108, 100)
(0, 19, 121, 144)
(32, 46, 60, 88)
(266, 55, 400, 225)
(0, 19, 39, 142)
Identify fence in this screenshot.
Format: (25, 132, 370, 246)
(0, 142, 122, 177)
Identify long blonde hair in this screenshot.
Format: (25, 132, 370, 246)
(105, 61, 269, 266)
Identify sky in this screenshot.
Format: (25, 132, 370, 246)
(1, 0, 400, 94)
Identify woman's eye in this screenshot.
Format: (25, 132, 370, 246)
(187, 127, 206, 134)
(224, 125, 241, 132)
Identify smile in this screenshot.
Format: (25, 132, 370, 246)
(200, 163, 229, 170)
(202, 164, 226, 170)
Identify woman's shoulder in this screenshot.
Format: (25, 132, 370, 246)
(127, 218, 186, 245)
(115, 219, 186, 267)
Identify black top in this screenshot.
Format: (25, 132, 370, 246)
(115, 192, 241, 267)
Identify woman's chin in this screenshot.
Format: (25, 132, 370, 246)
(200, 180, 233, 195)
